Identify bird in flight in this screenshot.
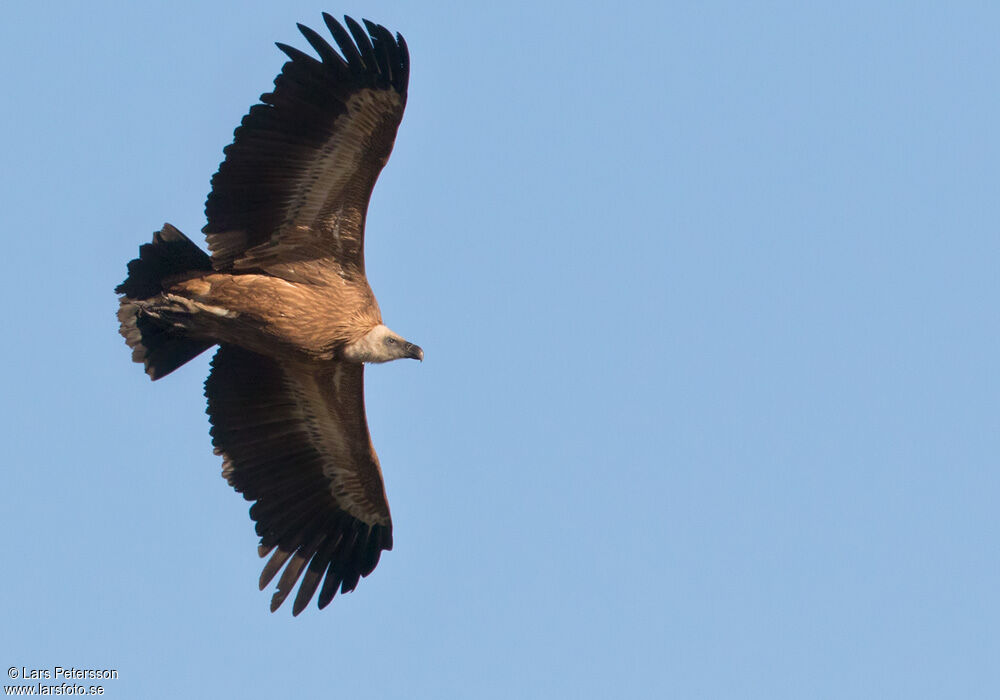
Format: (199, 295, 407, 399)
(116, 14, 420, 615)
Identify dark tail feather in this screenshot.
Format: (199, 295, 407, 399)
(116, 224, 215, 380)
(115, 223, 212, 298)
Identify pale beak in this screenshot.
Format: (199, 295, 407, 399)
(405, 343, 423, 361)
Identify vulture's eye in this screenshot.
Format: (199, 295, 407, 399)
(386, 337, 396, 345)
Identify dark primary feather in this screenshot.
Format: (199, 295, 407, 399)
(345, 17, 379, 74)
(203, 15, 410, 271)
(324, 13, 366, 74)
(297, 23, 345, 67)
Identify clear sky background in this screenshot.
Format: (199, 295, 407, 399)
(1, 1, 998, 697)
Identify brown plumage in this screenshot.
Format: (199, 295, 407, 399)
(115, 14, 422, 615)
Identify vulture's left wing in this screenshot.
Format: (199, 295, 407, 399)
(205, 345, 393, 614)
(203, 14, 409, 274)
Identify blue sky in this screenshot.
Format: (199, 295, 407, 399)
(2, 1, 998, 697)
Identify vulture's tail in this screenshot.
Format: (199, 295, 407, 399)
(116, 224, 215, 380)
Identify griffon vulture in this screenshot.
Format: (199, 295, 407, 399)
(115, 14, 421, 615)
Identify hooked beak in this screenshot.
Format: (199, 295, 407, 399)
(405, 343, 424, 361)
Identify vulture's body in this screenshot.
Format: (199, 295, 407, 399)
(115, 15, 421, 615)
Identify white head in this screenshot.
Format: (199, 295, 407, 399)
(342, 324, 423, 364)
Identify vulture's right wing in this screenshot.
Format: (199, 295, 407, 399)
(203, 14, 409, 275)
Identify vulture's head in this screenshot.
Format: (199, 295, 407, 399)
(344, 324, 423, 364)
